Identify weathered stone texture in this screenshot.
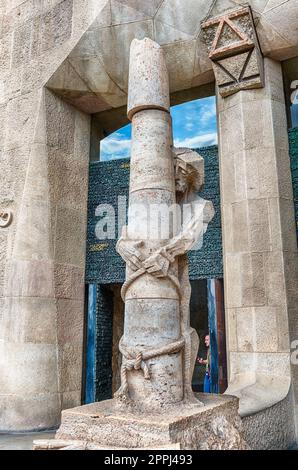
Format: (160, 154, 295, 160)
(242, 392, 296, 450)
(55, 394, 247, 450)
(202, 6, 264, 97)
(0, 0, 93, 426)
(112, 286, 124, 395)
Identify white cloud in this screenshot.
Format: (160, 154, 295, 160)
(200, 102, 216, 125)
(185, 121, 194, 131)
(174, 132, 218, 149)
(100, 133, 131, 159)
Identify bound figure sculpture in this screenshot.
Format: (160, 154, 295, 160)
(116, 147, 214, 404)
(115, 37, 214, 409)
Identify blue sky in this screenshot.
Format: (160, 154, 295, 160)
(100, 96, 217, 161)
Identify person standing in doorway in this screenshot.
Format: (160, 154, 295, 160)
(197, 334, 211, 393)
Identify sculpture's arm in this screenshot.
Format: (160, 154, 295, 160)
(116, 226, 144, 271)
(143, 199, 214, 276)
(162, 199, 214, 260)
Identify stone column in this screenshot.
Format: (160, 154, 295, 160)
(217, 58, 298, 418)
(119, 38, 183, 408)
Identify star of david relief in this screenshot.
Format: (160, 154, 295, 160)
(202, 6, 264, 97)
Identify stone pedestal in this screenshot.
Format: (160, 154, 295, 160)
(47, 394, 247, 450)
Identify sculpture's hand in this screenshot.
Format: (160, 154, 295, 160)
(143, 252, 170, 278)
(116, 239, 143, 271)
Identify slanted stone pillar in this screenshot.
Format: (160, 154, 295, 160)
(217, 57, 298, 419)
(202, 6, 298, 442)
(0, 89, 90, 431)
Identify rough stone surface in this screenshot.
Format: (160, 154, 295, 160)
(0, 10, 92, 428)
(55, 394, 248, 450)
(44, 1, 298, 108)
(242, 392, 296, 450)
(202, 6, 264, 97)
(127, 38, 170, 119)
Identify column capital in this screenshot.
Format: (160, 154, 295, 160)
(202, 6, 264, 98)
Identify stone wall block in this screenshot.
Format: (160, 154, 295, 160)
(218, 104, 243, 156)
(12, 148, 54, 260)
(256, 352, 291, 377)
(268, 198, 283, 250)
(263, 251, 287, 307)
(61, 390, 81, 411)
(163, 40, 197, 93)
(0, 232, 8, 299)
(229, 352, 256, 380)
(48, 147, 89, 210)
(45, 90, 75, 152)
(245, 147, 279, 199)
(224, 253, 242, 308)
(58, 342, 83, 393)
(226, 307, 238, 352)
(271, 100, 291, 151)
(0, 342, 59, 395)
(288, 307, 298, 343)
(54, 206, 87, 266)
(247, 198, 271, 252)
(74, 109, 91, 161)
(0, 393, 61, 432)
(231, 201, 249, 252)
(240, 253, 266, 307)
(0, 32, 13, 72)
(221, 204, 234, 253)
(6, 259, 55, 298)
(275, 305, 291, 352)
(11, 20, 32, 68)
(1, 296, 57, 344)
(54, 264, 84, 300)
(57, 298, 85, 345)
(241, 99, 274, 151)
(72, 0, 110, 34)
(284, 252, 298, 311)
(254, 306, 279, 352)
(31, 0, 73, 58)
(4, 92, 40, 151)
(95, 20, 154, 93)
(235, 307, 254, 352)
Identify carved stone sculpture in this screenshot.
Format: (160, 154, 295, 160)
(202, 6, 264, 97)
(115, 38, 214, 408)
(44, 37, 248, 451)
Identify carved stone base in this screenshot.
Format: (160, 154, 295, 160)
(35, 394, 248, 450)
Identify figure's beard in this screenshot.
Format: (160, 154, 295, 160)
(175, 186, 187, 203)
(175, 182, 187, 194)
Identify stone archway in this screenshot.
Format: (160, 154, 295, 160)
(1, 1, 298, 442)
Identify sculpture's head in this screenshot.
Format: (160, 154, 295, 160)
(173, 148, 204, 196)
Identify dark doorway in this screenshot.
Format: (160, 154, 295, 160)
(84, 278, 227, 403)
(190, 279, 227, 394)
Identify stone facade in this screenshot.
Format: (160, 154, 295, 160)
(0, 0, 297, 449)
